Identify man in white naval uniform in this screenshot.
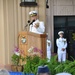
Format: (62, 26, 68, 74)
(56, 31, 67, 62)
(29, 11, 45, 34)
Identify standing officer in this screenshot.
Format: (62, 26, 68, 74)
(56, 31, 67, 62)
(29, 11, 45, 34)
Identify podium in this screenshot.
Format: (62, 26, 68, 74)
(18, 31, 47, 58)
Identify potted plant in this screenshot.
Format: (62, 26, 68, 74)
(11, 46, 25, 72)
(23, 47, 48, 75)
(47, 55, 75, 75)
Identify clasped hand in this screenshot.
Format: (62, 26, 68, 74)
(62, 48, 65, 51)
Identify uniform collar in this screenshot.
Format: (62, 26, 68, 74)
(35, 19, 39, 21)
(59, 37, 64, 39)
(59, 38, 64, 40)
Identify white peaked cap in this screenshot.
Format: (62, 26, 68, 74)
(58, 31, 64, 35)
(56, 72, 72, 75)
(29, 11, 38, 16)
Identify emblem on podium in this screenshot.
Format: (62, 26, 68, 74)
(21, 36, 26, 44)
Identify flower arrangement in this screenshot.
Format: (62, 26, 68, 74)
(11, 46, 21, 65)
(62, 39, 67, 44)
(11, 46, 25, 72)
(11, 46, 25, 65)
(27, 46, 43, 57)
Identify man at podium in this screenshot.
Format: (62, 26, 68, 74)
(29, 11, 45, 34)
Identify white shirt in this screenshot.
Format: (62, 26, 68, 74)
(29, 19, 45, 34)
(56, 38, 67, 54)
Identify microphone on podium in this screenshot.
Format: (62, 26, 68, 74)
(24, 20, 35, 30)
(27, 20, 31, 24)
(28, 20, 35, 26)
(25, 20, 35, 27)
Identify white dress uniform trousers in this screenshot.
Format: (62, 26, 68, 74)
(56, 38, 67, 62)
(29, 19, 45, 34)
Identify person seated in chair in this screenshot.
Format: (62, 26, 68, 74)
(37, 65, 50, 75)
(0, 69, 9, 75)
(56, 72, 72, 75)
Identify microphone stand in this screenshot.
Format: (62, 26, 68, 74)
(24, 24, 29, 31)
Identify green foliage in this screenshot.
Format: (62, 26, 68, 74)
(23, 56, 48, 74)
(47, 55, 60, 75)
(23, 55, 75, 75)
(48, 56, 75, 75)
(11, 54, 25, 65)
(11, 54, 21, 65)
(63, 60, 75, 74)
